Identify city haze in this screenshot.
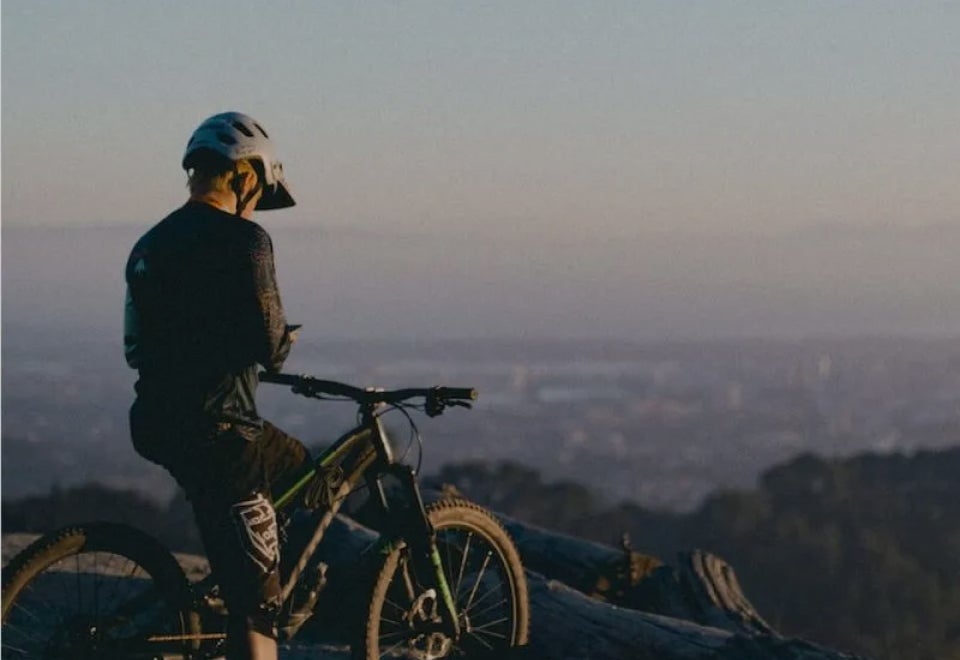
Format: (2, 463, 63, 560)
(3, 224, 960, 343)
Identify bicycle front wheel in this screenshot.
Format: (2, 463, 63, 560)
(2, 522, 201, 659)
(357, 498, 529, 659)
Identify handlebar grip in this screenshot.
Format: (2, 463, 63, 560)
(437, 387, 478, 401)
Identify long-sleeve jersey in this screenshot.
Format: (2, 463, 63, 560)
(124, 201, 292, 439)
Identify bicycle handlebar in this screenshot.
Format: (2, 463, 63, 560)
(259, 371, 478, 406)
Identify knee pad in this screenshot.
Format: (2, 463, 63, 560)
(231, 492, 279, 575)
(229, 493, 283, 618)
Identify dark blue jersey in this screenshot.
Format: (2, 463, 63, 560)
(125, 201, 292, 439)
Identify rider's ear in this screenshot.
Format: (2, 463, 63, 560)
(235, 170, 259, 196)
(242, 163, 263, 193)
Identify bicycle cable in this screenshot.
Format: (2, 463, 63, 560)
(375, 402, 424, 474)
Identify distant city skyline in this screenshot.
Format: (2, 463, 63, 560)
(3, 2, 958, 240)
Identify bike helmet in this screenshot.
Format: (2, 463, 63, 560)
(182, 111, 295, 210)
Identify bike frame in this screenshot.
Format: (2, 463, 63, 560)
(191, 401, 462, 638)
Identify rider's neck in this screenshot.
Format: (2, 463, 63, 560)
(190, 192, 255, 220)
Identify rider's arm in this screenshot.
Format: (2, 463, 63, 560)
(242, 226, 292, 372)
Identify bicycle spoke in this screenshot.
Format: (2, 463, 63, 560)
(24, 579, 65, 625)
(0, 642, 32, 656)
(104, 557, 148, 630)
(463, 551, 492, 613)
(111, 556, 157, 634)
(464, 583, 501, 614)
(112, 582, 164, 628)
(378, 615, 404, 627)
(466, 628, 495, 651)
(3, 619, 48, 645)
(470, 596, 509, 621)
(6, 553, 185, 657)
(380, 636, 410, 658)
(10, 600, 44, 626)
(102, 553, 136, 613)
(383, 596, 407, 615)
(472, 630, 509, 642)
(454, 532, 473, 597)
(378, 628, 409, 641)
(443, 534, 455, 595)
(470, 616, 509, 633)
(76, 552, 83, 613)
(50, 570, 78, 625)
(8, 587, 62, 651)
(34, 572, 70, 623)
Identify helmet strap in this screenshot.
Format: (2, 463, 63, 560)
(231, 164, 262, 217)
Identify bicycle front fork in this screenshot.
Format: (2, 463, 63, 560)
(374, 464, 461, 639)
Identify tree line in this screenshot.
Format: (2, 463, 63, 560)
(4, 447, 959, 659)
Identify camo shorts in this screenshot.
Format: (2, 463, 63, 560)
(168, 421, 309, 640)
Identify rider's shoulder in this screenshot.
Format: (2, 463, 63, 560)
(235, 219, 274, 255)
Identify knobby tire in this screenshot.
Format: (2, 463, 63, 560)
(357, 498, 529, 659)
(1, 522, 201, 659)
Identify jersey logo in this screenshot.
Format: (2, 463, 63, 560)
(133, 257, 148, 276)
(231, 494, 279, 574)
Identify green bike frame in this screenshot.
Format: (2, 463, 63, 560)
(193, 401, 462, 637)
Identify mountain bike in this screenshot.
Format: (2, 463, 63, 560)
(1, 372, 530, 659)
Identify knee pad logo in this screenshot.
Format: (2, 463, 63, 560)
(231, 494, 279, 574)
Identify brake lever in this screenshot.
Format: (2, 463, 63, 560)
(425, 395, 445, 418)
(422, 393, 473, 417)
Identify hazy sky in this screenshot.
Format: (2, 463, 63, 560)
(3, 1, 958, 238)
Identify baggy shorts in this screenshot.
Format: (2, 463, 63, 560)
(133, 414, 309, 641)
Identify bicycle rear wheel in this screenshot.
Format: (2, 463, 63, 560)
(2, 522, 201, 659)
(357, 498, 529, 659)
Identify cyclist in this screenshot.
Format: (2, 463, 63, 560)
(124, 111, 309, 660)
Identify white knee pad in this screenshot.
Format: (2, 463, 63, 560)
(231, 492, 279, 574)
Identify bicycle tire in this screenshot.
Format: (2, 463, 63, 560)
(2, 522, 202, 659)
(356, 498, 529, 659)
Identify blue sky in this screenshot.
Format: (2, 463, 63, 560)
(4, 1, 958, 237)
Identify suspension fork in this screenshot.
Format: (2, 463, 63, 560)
(387, 464, 461, 638)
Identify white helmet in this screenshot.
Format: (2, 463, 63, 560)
(182, 111, 295, 210)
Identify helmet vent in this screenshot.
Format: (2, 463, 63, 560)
(254, 123, 269, 138)
(217, 132, 237, 145)
(232, 121, 255, 138)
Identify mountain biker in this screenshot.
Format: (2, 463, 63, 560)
(124, 111, 308, 660)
